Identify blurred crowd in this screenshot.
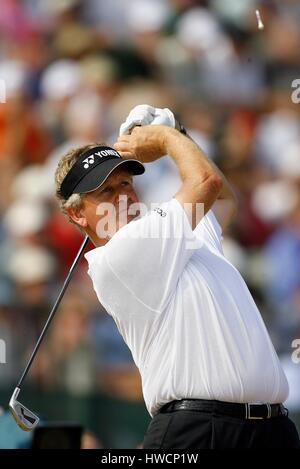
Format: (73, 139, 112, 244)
(0, 0, 300, 415)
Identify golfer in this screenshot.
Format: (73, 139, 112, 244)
(55, 105, 300, 449)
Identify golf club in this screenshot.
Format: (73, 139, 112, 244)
(9, 235, 90, 431)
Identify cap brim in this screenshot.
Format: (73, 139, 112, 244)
(72, 158, 145, 195)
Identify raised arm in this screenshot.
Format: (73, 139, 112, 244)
(176, 122, 238, 232)
(115, 125, 224, 229)
(118, 105, 238, 232)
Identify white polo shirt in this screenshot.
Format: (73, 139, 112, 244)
(85, 198, 289, 416)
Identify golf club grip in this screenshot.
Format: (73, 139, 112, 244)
(16, 235, 90, 388)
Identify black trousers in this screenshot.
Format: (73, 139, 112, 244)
(143, 408, 300, 449)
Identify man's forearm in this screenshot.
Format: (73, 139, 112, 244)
(162, 127, 223, 226)
(174, 121, 236, 202)
(174, 123, 238, 230)
(164, 127, 222, 188)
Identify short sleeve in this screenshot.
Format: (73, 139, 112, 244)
(194, 209, 224, 254)
(95, 198, 202, 315)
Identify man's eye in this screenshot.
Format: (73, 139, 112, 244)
(121, 181, 130, 187)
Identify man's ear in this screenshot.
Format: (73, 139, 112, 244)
(66, 205, 88, 228)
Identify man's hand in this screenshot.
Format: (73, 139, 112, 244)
(114, 125, 172, 163)
(119, 104, 176, 136)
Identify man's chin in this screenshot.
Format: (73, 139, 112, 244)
(117, 212, 139, 230)
(94, 211, 141, 242)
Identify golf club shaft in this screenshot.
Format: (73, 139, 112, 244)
(16, 235, 90, 389)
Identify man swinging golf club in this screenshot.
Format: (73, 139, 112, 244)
(11, 104, 300, 448)
(56, 104, 300, 449)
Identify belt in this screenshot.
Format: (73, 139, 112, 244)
(159, 399, 289, 420)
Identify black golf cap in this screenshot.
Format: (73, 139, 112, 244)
(59, 145, 145, 199)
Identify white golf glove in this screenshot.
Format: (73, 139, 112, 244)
(119, 104, 176, 136)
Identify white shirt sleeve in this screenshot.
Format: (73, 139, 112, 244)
(193, 209, 224, 254)
(91, 198, 202, 316)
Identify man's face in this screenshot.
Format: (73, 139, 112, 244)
(73, 167, 140, 245)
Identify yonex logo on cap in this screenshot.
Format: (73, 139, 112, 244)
(83, 155, 95, 169)
(98, 149, 120, 158)
(82, 149, 120, 169)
